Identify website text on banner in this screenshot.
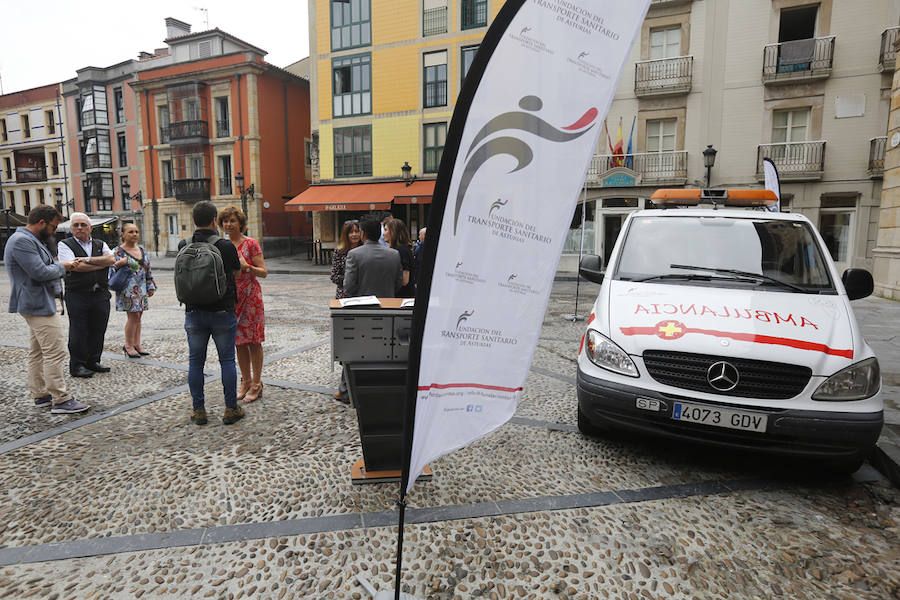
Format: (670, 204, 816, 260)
(406, 0, 651, 493)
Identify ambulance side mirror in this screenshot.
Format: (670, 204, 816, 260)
(579, 255, 604, 284)
(842, 268, 873, 301)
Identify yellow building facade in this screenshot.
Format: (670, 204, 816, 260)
(304, 0, 505, 244)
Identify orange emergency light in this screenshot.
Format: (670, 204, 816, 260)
(650, 188, 778, 208)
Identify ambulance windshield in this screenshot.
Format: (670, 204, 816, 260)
(615, 216, 834, 292)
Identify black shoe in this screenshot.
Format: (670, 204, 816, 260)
(136, 349, 150, 356)
(70, 366, 94, 378)
(122, 345, 141, 358)
(86, 363, 111, 373)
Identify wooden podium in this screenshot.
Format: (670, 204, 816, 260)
(330, 299, 431, 484)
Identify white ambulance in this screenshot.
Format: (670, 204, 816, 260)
(576, 189, 883, 472)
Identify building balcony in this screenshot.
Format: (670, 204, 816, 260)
(218, 176, 233, 196)
(163, 182, 175, 198)
(635, 56, 692, 97)
(215, 120, 230, 138)
(756, 141, 825, 181)
(172, 178, 210, 201)
(868, 136, 886, 178)
(879, 26, 899, 72)
(585, 151, 688, 187)
(423, 5, 447, 37)
(762, 36, 834, 84)
(14, 168, 47, 183)
(168, 120, 209, 145)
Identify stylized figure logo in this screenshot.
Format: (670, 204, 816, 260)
(578, 51, 589, 60)
(456, 309, 475, 329)
(456, 261, 463, 269)
(489, 198, 508, 217)
(453, 95, 598, 234)
(507, 273, 517, 282)
(520, 27, 532, 35)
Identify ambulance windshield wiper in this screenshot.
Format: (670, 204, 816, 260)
(631, 273, 720, 283)
(669, 264, 811, 293)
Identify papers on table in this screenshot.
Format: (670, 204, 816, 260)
(401, 298, 415, 308)
(339, 295, 381, 307)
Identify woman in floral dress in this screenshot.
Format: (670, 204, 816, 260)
(219, 206, 267, 403)
(112, 223, 156, 357)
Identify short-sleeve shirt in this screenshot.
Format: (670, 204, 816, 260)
(57, 236, 113, 262)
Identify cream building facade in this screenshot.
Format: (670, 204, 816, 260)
(874, 33, 900, 299)
(559, 0, 899, 278)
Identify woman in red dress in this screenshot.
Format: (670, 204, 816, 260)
(219, 206, 267, 403)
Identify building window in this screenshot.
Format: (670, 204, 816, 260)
(461, 45, 479, 87)
(424, 51, 448, 108)
(0, 118, 6, 141)
(21, 114, 30, 138)
(424, 123, 446, 174)
(772, 108, 809, 143)
(646, 119, 676, 153)
(3, 157, 11, 179)
(50, 151, 59, 176)
(162, 160, 174, 197)
(23, 190, 31, 214)
(38, 189, 45, 203)
(305, 140, 313, 167)
(83, 130, 112, 169)
(158, 106, 170, 144)
(80, 84, 109, 127)
(461, 0, 487, 30)
(331, 0, 371, 51)
(45, 110, 56, 135)
(114, 88, 125, 123)
(218, 155, 232, 195)
(85, 173, 114, 211)
(215, 97, 229, 137)
(424, 0, 448, 36)
(650, 26, 681, 60)
(334, 126, 372, 177)
(333, 54, 371, 118)
(117, 132, 127, 168)
(6, 191, 13, 210)
(54, 188, 62, 210)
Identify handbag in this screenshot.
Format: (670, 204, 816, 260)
(108, 248, 132, 292)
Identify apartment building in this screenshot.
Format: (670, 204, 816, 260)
(560, 0, 898, 276)
(875, 33, 900, 299)
(62, 61, 143, 232)
(130, 18, 312, 255)
(292, 0, 503, 246)
(0, 83, 71, 223)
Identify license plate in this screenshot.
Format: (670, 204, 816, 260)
(672, 402, 767, 433)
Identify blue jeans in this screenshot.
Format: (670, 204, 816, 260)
(185, 310, 237, 411)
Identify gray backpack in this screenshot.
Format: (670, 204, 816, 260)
(174, 234, 227, 304)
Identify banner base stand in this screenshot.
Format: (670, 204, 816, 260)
(562, 314, 585, 322)
(356, 575, 423, 599)
(351, 459, 432, 485)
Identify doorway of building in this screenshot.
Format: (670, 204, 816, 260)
(602, 213, 625, 268)
(167, 214, 180, 253)
(819, 210, 854, 273)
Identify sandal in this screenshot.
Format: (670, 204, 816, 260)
(237, 378, 251, 401)
(243, 382, 263, 404)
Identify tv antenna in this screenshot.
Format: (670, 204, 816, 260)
(193, 6, 209, 29)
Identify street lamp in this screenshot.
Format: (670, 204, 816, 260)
(54, 188, 64, 216)
(235, 172, 254, 233)
(401, 161, 416, 187)
(703, 144, 718, 189)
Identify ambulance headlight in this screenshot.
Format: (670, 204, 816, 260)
(812, 357, 880, 401)
(586, 330, 638, 377)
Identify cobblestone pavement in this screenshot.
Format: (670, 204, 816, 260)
(0, 269, 897, 600)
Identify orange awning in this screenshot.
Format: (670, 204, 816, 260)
(285, 180, 436, 212)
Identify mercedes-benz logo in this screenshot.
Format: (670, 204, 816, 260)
(707, 361, 740, 392)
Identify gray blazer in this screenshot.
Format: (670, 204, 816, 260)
(4, 227, 66, 316)
(343, 240, 402, 298)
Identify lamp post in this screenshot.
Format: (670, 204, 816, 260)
(54, 188, 64, 216)
(235, 172, 254, 234)
(703, 144, 717, 189)
(401, 161, 416, 187)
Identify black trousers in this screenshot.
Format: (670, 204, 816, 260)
(65, 289, 111, 372)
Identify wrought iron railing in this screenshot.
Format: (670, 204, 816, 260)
(168, 120, 209, 141)
(635, 56, 693, 96)
(423, 6, 448, 37)
(879, 26, 899, 72)
(163, 181, 175, 198)
(15, 168, 47, 183)
(762, 36, 835, 82)
(585, 151, 688, 184)
(216, 120, 230, 138)
(159, 127, 170, 144)
(868, 136, 886, 178)
(756, 141, 825, 179)
(172, 178, 210, 201)
(218, 177, 233, 196)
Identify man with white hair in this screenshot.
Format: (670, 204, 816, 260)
(57, 212, 116, 378)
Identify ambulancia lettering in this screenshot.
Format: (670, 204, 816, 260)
(633, 303, 818, 329)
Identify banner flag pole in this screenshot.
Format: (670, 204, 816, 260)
(564, 183, 587, 322)
(762, 157, 782, 213)
(391, 0, 651, 596)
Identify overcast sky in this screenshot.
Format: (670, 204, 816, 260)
(0, 0, 310, 94)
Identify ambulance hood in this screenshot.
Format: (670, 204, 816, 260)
(604, 280, 856, 375)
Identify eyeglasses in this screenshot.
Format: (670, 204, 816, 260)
(71, 223, 91, 228)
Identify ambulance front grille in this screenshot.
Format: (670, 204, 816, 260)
(642, 350, 812, 399)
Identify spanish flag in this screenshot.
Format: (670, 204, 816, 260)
(612, 117, 624, 166)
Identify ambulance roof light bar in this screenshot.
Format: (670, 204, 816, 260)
(650, 189, 778, 209)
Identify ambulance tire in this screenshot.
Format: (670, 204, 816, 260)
(826, 457, 864, 476)
(577, 405, 607, 438)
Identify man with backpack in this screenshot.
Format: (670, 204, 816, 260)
(176, 201, 244, 426)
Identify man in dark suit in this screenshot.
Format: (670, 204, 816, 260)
(343, 216, 402, 298)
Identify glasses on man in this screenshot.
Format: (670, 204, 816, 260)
(71, 223, 91, 228)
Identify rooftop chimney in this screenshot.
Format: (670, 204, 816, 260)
(138, 51, 153, 60)
(165, 17, 191, 39)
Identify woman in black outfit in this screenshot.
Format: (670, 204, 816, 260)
(385, 218, 415, 297)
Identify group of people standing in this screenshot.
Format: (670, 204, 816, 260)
(4, 201, 267, 425)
